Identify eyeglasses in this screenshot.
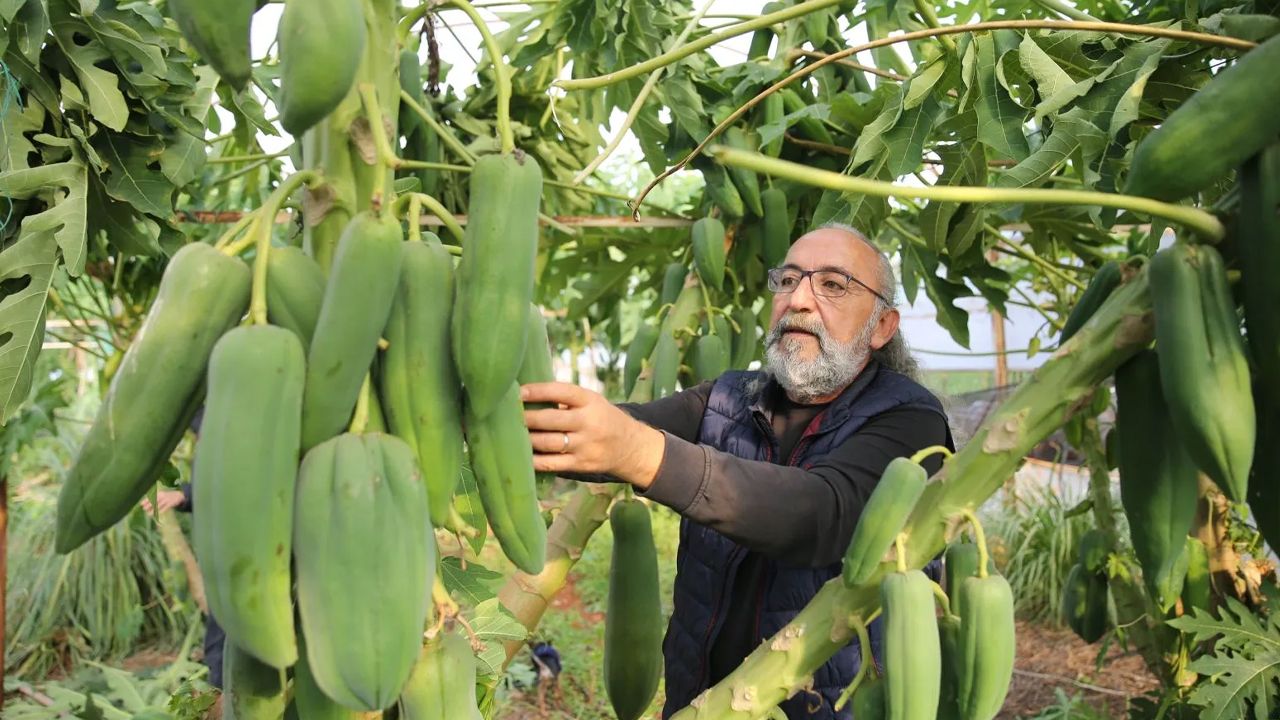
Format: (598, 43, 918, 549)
(766, 266, 892, 305)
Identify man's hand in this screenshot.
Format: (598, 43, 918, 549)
(140, 489, 186, 514)
(521, 382, 665, 489)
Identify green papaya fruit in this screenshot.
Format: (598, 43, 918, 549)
(265, 246, 326, 348)
(222, 639, 286, 720)
(451, 151, 543, 419)
(301, 210, 404, 451)
(1149, 242, 1255, 502)
(294, 433, 435, 711)
(624, 322, 660, 398)
(604, 499, 663, 720)
(1058, 261, 1121, 345)
(881, 569, 941, 720)
(193, 325, 304, 669)
(843, 457, 927, 586)
(381, 235, 464, 528)
(692, 217, 727, 291)
(168, 0, 255, 90)
(463, 382, 546, 575)
(277, 0, 365, 136)
(1124, 35, 1280, 201)
(56, 243, 251, 553)
(399, 629, 484, 720)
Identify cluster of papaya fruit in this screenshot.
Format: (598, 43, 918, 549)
(838, 451, 1016, 720)
(1049, 32, 1280, 633)
(52, 3, 554, 712)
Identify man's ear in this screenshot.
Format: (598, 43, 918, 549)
(871, 307, 900, 350)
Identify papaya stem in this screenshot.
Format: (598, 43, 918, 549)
(349, 374, 372, 434)
(398, 90, 479, 165)
(833, 615, 874, 711)
(959, 508, 990, 579)
(407, 195, 422, 243)
(358, 83, 398, 208)
(709, 147, 1227, 241)
(418, 193, 465, 243)
(628, 19, 1255, 216)
(213, 211, 258, 253)
(909, 445, 953, 465)
(247, 171, 321, 325)
(930, 580, 955, 618)
(555, 0, 845, 91)
(570, 0, 716, 185)
(912, 0, 956, 51)
(444, 0, 513, 153)
(895, 533, 908, 574)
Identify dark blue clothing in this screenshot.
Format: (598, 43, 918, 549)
(623, 362, 952, 719)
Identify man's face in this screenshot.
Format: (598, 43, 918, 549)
(763, 228, 900, 401)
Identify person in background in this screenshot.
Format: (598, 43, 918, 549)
(521, 223, 954, 719)
(139, 409, 226, 690)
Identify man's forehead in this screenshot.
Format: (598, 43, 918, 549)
(785, 229, 873, 270)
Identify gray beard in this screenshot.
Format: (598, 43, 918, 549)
(764, 312, 877, 404)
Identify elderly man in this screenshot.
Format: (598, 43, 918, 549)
(521, 223, 953, 719)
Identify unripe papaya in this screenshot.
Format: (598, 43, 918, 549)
(1077, 528, 1110, 575)
(724, 127, 764, 216)
(957, 575, 1016, 720)
(943, 538, 991, 615)
(780, 87, 835, 144)
(1149, 242, 1255, 502)
(1250, 391, 1280, 554)
(301, 210, 404, 451)
(692, 217, 727, 291)
(1058, 260, 1121, 345)
(222, 639, 286, 720)
(852, 673, 886, 720)
(168, 0, 255, 90)
(691, 333, 729, 383)
(382, 235, 464, 528)
(1238, 144, 1280, 406)
(761, 90, 785, 157)
(293, 633, 364, 720)
(843, 457, 927, 586)
(1061, 563, 1108, 644)
(730, 306, 758, 368)
(624, 322, 660, 398)
(604, 499, 663, 720)
(701, 164, 746, 218)
(1114, 350, 1198, 611)
(1180, 536, 1211, 613)
(452, 151, 543, 419)
(265, 246, 326, 348)
(660, 262, 687, 307)
(464, 383, 546, 575)
(1123, 34, 1280, 201)
(399, 629, 484, 720)
(761, 187, 791, 269)
(936, 614, 962, 720)
(881, 569, 941, 720)
(650, 328, 681, 400)
(518, 304, 557, 484)
(56, 243, 251, 553)
(277, 0, 365, 136)
(294, 433, 435, 711)
(193, 325, 304, 669)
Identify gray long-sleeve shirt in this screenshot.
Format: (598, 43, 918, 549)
(610, 367, 950, 683)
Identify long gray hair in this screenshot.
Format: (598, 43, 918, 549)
(817, 222, 921, 382)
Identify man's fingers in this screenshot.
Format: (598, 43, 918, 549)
(530, 431, 575, 455)
(532, 452, 579, 474)
(520, 381, 594, 407)
(524, 406, 581, 432)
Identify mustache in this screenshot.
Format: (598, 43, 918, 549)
(767, 314, 828, 347)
